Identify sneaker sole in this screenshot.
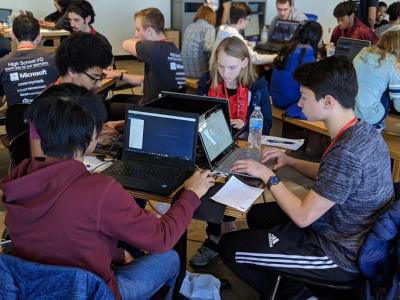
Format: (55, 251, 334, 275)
(189, 253, 218, 267)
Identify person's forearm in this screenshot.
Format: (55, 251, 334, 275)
(287, 156, 320, 180)
(120, 73, 144, 86)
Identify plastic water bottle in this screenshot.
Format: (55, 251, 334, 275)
(248, 106, 263, 149)
(260, 25, 268, 43)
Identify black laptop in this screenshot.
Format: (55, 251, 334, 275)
(102, 105, 199, 196)
(255, 20, 300, 53)
(146, 91, 244, 140)
(334, 37, 371, 61)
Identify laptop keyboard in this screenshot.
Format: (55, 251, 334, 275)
(217, 149, 261, 173)
(105, 161, 182, 183)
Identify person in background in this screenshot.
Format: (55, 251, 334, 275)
(182, 5, 216, 78)
(352, 0, 378, 28)
(268, 0, 308, 41)
(270, 21, 323, 113)
(30, 32, 114, 158)
(218, 56, 393, 299)
(353, 30, 400, 131)
(193, 36, 272, 267)
(375, 1, 388, 29)
(212, 3, 276, 65)
(66, 0, 112, 53)
(204, 0, 231, 26)
(0, 14, 59, 140)
(2, 83, 215, 300)
(104, 7, 185, 112)
(376, 2, 400, 37)
(330, 1, 377, 46)
(39, 0, 78, 31)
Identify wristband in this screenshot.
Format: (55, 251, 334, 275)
(119, 72, 124, 80)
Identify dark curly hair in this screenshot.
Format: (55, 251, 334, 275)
(55, 32, 113, 76)
(67, 0, 95, 25)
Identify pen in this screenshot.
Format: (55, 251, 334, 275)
(266, 139, 295, 145)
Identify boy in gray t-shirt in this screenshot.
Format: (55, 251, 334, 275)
(218, 56, 394, 299)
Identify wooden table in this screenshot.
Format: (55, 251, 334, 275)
(272, 106, 400, 182)
(1, 28, 69, 52)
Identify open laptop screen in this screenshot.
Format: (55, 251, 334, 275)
(271, 20, 299, 42)
(0, 8, 12, 23)
(334, 37, 371, 61)
(125, 109, 197, 161)
(199, 108, 233, 162)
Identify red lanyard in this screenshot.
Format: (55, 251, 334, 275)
(322, 117, 357, 158)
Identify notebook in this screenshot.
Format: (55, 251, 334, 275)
(255, 20, 300, 53)
(102, 105, 199, 196)
(147, 91, 244, 140)
(199, 106, 268, 177)
(334, 37, 371, 61)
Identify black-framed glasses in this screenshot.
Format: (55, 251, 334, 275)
(83, 71, 106, 84)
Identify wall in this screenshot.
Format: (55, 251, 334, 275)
(1, 0, 171, 55)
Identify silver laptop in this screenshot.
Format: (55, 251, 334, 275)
(199, 106, 271, 177)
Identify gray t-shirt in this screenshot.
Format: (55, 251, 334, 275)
(312, 121, 393, 272)
(0, 49, 59, 106)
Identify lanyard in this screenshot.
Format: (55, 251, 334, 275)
(322, 117, 357, 159)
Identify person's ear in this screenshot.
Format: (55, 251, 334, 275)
(85, 16, 91, 25)
(322, 95, 336, 110)
(10, 31, 18, 42)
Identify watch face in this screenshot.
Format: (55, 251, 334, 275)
(270, 176, 280, 185)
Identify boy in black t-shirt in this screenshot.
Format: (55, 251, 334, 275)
(104, 7, 186, 111)
(0, 15, 59, 139)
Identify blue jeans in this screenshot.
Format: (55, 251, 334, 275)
(116, 250, 179, 300)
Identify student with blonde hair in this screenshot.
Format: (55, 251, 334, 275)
(182, 5, 216, 78)
(194, 36, 272, 266)
(354, 30, 400, 130)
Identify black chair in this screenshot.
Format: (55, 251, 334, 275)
(269, 182, 400, 300)
(8, 130, 30, 168)
(5, 104, 30, 142)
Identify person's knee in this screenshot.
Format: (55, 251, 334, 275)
(217, 232, 238, 265)
(246, 204, 263, 228)
(161, 250, 180, 275)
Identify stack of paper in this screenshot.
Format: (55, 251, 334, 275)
(261, 136, 304, 150)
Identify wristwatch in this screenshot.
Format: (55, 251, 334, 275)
(266, 175, 280, 190)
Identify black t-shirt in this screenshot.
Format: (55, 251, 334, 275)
(352, 0, 378, 27)
(0, 49, 60, 106)
(135, 40, 186, 104)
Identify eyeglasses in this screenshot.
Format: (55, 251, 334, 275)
(83, 71, 106, 84)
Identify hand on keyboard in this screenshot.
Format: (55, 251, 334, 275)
(184, 169, 215, 198)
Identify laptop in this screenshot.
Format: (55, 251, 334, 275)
(0, 8, 12, 23)
(334, 37, 371, 61)
(255, 20, 300, 53)
(102, 105, 199, 196)
(146, 91, 244, 140)
(199, 106, 269, 177)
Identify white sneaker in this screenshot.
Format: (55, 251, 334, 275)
(190, 241, 218, 266)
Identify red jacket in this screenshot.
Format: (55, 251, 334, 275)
(208, 83, 250, 124)
(0, 158, 200, 299)
(330, 17, 378, 46)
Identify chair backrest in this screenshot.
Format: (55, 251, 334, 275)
(5, 104, 30, 141)
(0, 254, 114, 300)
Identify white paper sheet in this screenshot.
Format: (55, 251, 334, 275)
(211, 176, 264, 212)
(261, 135, 304, 150)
